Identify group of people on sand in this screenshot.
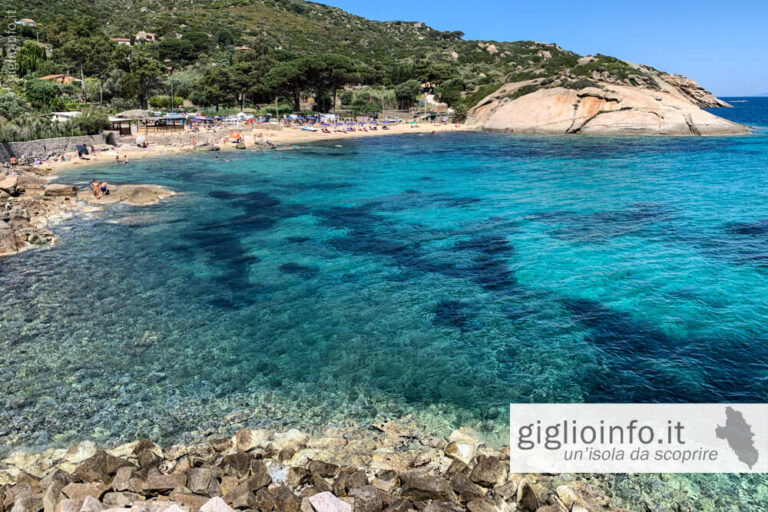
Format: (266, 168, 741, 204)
(114, 155, 129, 164)
(90, 179, 110, 198)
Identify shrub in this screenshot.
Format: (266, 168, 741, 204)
(507, 84, 540, 101)
(0, 91, 31, 121)
(149, 95, 185, 109)
(451, 104, 468, 123)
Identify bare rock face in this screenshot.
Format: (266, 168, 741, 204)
(77, 185, 175, 206)
(658, 74, 732, 108)
(0, 221, 18, 256)
(469, 81, 749, 136)
(44, 184, 78, 197)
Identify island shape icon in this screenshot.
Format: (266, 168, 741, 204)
(716, 406, 759, 469)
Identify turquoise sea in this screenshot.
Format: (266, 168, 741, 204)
(1, 98, 767, 510)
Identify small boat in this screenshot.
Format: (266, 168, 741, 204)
(301, 126, 317, 132)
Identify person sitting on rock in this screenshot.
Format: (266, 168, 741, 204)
(100, 181, 109, 196)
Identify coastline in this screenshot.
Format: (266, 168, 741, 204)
(0, 422, 627, 512)
(40, 123, 475, 175)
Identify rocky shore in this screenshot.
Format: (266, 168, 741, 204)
(0, 424, 626, 512)
(467, 67, 749, 136)
(0, 166, 175, 258)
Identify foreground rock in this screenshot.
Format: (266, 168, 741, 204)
(76, 185, 175, 206)
(0, 166, 175, 257)
(468, 71, 749, 136)
(0, 426, 629, 512)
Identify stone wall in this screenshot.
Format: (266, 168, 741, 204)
(0, 134, 114, 163)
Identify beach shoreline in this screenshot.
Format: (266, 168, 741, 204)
(40, 122, 475, 175)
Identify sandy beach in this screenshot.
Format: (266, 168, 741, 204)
(43, 122, 474, 174)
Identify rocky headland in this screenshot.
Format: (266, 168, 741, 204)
(468, 58, 749, 136)
(0, 166, 175, 258)
(0, 424, 627, 512)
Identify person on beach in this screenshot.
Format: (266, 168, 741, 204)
(100, 181, 109, 196)
(90, 179, 99, 198)
(123, 155, 128, 164)
(9, 157, 17, 169)
(115, 155, 120, 164)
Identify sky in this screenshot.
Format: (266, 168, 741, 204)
(319, 0, 768, 96)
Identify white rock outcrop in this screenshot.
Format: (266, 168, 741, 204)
(468, 81, 749, 136)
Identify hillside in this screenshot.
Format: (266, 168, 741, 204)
(2, 0, 746, 135)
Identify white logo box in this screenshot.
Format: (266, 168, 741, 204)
(509, 404, 768, 473)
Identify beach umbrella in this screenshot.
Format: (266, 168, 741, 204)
(229, 131, 241, 139)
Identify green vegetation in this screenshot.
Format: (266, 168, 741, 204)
(571, 54, 634, 80)
(507, 84, 541, 101)
(0, 0, 667, 141)
(0, 107, 107, 142)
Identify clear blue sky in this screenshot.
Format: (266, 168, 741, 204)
(319, 0, 767, 96)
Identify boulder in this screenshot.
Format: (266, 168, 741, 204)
(218, 454, 251, 478)
(269, 486, 300, 512)
(381, 499, 411, 512)
(516, 479, 538, 512)
(135, 450, 161, 470)
(285, 468, 309, 489)
(253, 488, 275, 512)
(111, 468, 136, 492)
(233, 430, 268, 453)
(44, 184, 78, 197)
(8, 207, 30, 223)
(102, 492, 143, 508)
(423, 502, 462, 512)
(10, 495, 42, 512)
(469, 456, 505, 487)
(347, 486, 381, 512)
(278, 448, 296, 463)
(54, 500, 83, 512)
(61, 483, 108, 501)
(450, 474, 485, 504)
(200, 498, 233, 512)
(139, 475, 186, 493)
(308, 462, 338, 479)
(231, 491, 256, 509)
(73, 452, 135, 483)
(444, 430, 481, 465)
(78, 497, 102, 512)
(169, 493, 209, 510)
(555, 485, 581, 510)
(400, 475, 454, 502)
(332, 470, 367, 497)
(0, 177, 17, 196)
(1, 222, 20, 255)
(273, 430, 308, 450)
(307, 492, 351, 512)
(185, 468, 219, 496)
(466, 499, 496, 512)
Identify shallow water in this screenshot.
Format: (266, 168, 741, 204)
(2, 100, 768, 510)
